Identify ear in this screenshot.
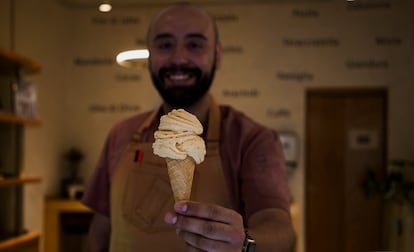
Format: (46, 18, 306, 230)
(215, 42, 223, 69)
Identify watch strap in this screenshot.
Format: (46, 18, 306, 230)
(242, 230, 256, 252)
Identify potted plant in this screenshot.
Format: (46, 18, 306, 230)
(362, 159, 414, 251)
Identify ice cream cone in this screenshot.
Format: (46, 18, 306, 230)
(166, 156, 195, 202)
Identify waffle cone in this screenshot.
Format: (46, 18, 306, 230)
(166, 156, 195, 202)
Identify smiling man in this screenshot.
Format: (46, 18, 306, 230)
(148, 3, 220, 110)
(82, 3, 295, 252)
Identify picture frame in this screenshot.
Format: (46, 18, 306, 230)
(13, 80, 37, 118)
(279, 131, 298, 169)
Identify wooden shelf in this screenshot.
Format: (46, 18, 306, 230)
(0, 176, 41, 187)
(0, 49, 41, 252)
(0, 231, 39, 251)
(0, 49, 41, 74)
(0, 112, 41, 126)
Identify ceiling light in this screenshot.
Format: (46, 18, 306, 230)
(116, 49, 149, 69)
(98, 3, 112, 12)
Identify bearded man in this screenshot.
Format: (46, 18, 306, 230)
(82, 3, 295, 252)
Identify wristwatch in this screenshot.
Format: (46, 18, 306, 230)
(242, 230, 256, 252)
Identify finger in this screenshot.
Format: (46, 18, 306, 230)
(178, 229, 228, 252)
(187, 245, 205, 252)
(186, 241, 206, 252)
(175, 201, 243, 225)
(176, 214, 233, 241)
(174, 201, 245, 247)
(164, 211, 178, 225)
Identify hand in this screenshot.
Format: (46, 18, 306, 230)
(165, 201, 245, 252)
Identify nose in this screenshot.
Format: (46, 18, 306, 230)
(170, 45, 189, 65)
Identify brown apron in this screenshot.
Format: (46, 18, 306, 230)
(110, 102, 231, 252)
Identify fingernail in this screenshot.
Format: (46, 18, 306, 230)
(175, 202, 188, 213)
(172, 215, 177, 224)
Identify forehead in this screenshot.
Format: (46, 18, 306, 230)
(148, 5, 215, 41)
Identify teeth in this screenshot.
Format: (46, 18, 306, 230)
(170, 74, 189, 80)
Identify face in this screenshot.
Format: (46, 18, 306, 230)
(147, 5, 221, 108)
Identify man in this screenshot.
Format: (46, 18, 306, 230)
(82, 3, 295, 252)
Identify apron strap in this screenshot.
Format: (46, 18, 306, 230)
(131, 108, 160, 143)
(206, 96, 221, 142)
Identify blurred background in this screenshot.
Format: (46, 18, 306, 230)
(0, 0, 413, 251)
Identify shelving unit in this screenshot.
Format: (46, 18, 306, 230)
(0, 231, 40, 252)
(0, 48, 41, 252)
(0, 112, 41, 126)
(0, 49, 41, 74)
(0, 177, 41, 186)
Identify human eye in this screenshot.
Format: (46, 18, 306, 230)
(156, 41, 173, 50)
(186, 40, 206, 52)
(153, 38, 175, 51)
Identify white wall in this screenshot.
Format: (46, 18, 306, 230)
(1, 0, 413, 251)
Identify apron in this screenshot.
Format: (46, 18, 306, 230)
(110, 101, 231, 252)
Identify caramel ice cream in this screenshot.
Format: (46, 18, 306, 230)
(152, 109, 206, 201)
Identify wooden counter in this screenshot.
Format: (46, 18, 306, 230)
(44, 198, 92, 252)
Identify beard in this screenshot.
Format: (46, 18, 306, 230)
(150, 62, 216, 108)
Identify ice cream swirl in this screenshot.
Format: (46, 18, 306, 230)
(152, 109, 206, 164)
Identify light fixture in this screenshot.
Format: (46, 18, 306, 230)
(98, 1, 112, 12)
(116, 49, 149, 69)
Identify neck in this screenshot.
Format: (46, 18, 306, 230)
(162, 94, 211, 124)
